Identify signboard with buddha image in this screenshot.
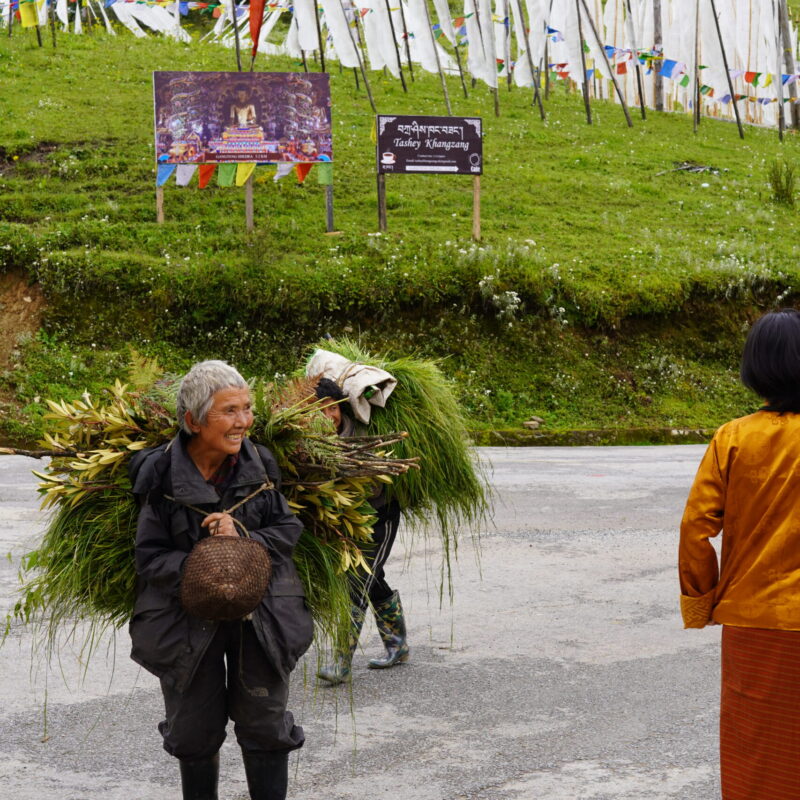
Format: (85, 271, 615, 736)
(153, 72, 332, 165)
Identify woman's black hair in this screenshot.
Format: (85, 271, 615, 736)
(315, 378, 345, 402)
(741, 308, 800, 413)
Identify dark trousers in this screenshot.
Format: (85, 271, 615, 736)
(351, 500, 401, 610)
(159, 620, 304, 760)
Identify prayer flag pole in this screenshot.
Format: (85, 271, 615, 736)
(580, 0, 632, 127)
(397, 0, 415, 81)
(314, 0, 327, 72)
(340, 0, 376, 111)
(421, 0, 452, 114)
(624, 0, 646, 119)
(230, 0, 243, 71)
(779, 0, 799, 129)
(710, 0, 744, 139)
(575, 0, 592, 124)
(692, 0, 700, 132)
(775, 0, 785, 142)
(653, 0, 663, 111)
(50, 0, 57, 47)
(513, 0, 545, 119)
(382, 0, 407, 91)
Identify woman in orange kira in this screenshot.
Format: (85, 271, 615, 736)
(679, 308, 800, 800)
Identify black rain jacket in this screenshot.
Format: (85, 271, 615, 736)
(128, 434, 313, 693)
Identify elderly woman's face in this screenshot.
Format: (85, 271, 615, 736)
(187, 387, 253, 458)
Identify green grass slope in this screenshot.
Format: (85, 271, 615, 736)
(1, 30, 799, 442)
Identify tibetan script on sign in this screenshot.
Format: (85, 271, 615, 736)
(376, 115, 482, 175)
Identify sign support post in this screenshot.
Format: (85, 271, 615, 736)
(472, 176, 481, 241)
(377, 173, 388, 231)
(245, 176, 254, 231)
(326, 184, 335, 232)
(156, 186, 165, 224)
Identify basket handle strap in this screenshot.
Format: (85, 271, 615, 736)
(164, 480, 274, 539)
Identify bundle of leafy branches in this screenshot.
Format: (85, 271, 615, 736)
(4, 359, 419, 656)
(306, 339, 489, 595)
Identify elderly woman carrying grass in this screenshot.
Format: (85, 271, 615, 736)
(128, 360, 313, 800)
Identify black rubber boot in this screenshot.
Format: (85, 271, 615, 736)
(317, 604, 366, 685)
(368, 590, 410, 669)
(242, 750, 289, 800)
(179, 752, 219, 800)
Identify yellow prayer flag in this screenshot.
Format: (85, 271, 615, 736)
(19, 0, 41, 28)
(235, 163, 256, 187)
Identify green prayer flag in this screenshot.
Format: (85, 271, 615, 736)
(316, 162, 334, 186)
(217, 163, 237, 187)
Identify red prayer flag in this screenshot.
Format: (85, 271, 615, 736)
(295, 163, 313, 183)
(198, 164, 217, 189)
(250, 0, 266, 59)
(744, 71, 757, 85)
(616, 62, 627, 75)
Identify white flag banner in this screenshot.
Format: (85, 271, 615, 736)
(176, 165, 197, 187)
(360, 0, 400, 74)
(273, 163, 295, 181)
(432, 0, 456, 43)
(464, 0, 492, 85)
(56, 0, 68, 25)
(320, 0, 361, 68)
(294, 0, 320, 51)
(478, 0, 499, 87)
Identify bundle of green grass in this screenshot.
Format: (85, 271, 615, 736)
(307, 339, 489, 592)
(5, 347, 486, 654)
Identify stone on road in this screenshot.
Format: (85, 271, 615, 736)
(0, 446, 720, 799)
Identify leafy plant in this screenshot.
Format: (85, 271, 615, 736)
(768, 160, 796, 206)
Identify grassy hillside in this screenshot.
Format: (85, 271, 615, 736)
(1, 29, 799, 442)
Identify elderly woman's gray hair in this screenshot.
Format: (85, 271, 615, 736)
(177, 360, 249, 434)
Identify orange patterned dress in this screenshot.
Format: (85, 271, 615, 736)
(680, 410, 800, 800)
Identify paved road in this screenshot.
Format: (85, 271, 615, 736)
(0, 447, 720, 799)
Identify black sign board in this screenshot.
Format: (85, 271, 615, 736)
(376, 115, 483, 175)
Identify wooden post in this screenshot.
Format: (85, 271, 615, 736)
(653, 0, 664, 111)
(775, 0, 785, 141)
(325, 184, 335, 232)
(472, 175, 481, 241)
(624, 0, 646, 119)
(230, 0, 243, 71)
(693, 0, 700, 132)
(421, 0, 452, 114)
(453, 40, 469, 99)
(779, 0, 799, 129)
(7, 0, 12, 38)
(156, 186, 165, 224)
(504, 0, 512, 90)
(575, 0, 592, 124)
(544, 39, 550, 99)
(342, 0, 376, 111)
(382, 0, 407, 92)
(397, 0, 415, 81)
(377, 173, 387, 231)
(35, 23, 43, 47)
(709, 0, 744, 138)
(580, 0, 632, 126)
(314, 0, 327, 72)
(472, 0, 500, 116)
(245, 175, 254, 231)
(513, 0, 545, 119)
(50, 0, 57, 47)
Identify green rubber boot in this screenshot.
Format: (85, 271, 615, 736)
(368, 591, 410, 669)
(317, 605, 366, 685)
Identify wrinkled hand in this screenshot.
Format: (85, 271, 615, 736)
(201, 512, 237, 537)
